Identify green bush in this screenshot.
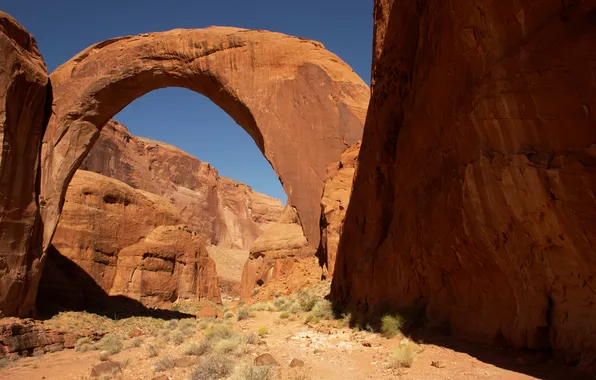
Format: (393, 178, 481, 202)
(189, 353, 234, 380)
(380, 314, 404, 338)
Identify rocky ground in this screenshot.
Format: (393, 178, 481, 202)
(0, 281, 586, 380)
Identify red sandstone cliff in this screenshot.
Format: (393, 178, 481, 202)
(332, 0, 596, 368)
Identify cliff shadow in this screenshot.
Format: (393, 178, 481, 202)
(36, 245, 194, 320)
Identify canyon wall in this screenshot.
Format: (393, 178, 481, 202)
(332, 0, 596, 367)
(0, 12, 52, 317)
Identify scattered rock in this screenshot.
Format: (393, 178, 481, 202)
(128, 329, 143, 338)
(90, 361, 121, 377)
(361, 341, 372, 347)
(174, 356, 201, 368)
(255, 353, 279, 366)
(431, 361, 446, 368)
(289, 358, 305, 368)
(257, 340, 268, 346)
(197, 305, 219, 319)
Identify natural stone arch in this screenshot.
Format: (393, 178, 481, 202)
(40, 27, 369, 256)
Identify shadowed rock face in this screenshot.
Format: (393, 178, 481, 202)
(332, 0, 596, 366)
(0, 12, 52, 317)
(40, 26, 370, 259)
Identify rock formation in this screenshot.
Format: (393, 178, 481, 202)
(332, 0, 596, 367)
(80, 120, 283, 250)
(111, 225, 221, 308)
(240, 205, 317, 298)
(318, 141, 360, 276)
(40, 27, 370, 264)
(39, 170, 221, 310)
(0, 12, 52, 317)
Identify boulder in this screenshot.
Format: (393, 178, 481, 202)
(254, 353, 279, 366)
(0, 11, 52, 317)
(91, 361, 121, 377)
(332, 0, 596, 368)
(111, 225, 221, 308)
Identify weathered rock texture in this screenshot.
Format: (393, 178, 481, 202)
(318, 141, 360, 276)
(111, 225, 221, 308)
(0, 12, 52, 317)
(240, 205, 317, 298)
(40, 27, 370, 264)
(332, 0, 596, 367)
(40, 170, 220, 310)
(0, 318, 103, 357)
(80, 120, 283, 250)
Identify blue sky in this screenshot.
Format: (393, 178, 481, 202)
(5, 1, 372, 201)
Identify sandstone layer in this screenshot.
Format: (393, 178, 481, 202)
(81, 120, 283, 250)
(0, 12, 52, 317)
(40, 27, 370, 263)
(39, 170, 220, 311)
(318, 141, 360, 276)
(240, 205, 317, 298)
(332, 0, 596, 367)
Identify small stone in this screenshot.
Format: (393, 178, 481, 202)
(255, 353, 279, 366)
(431, 360, 446, 368)
(361, 341, 372, 347)
(128, 329, 143, 338)
(289, 358, 305, 368)
(257, 340, 267, 346)
(91, 361, 121, 377)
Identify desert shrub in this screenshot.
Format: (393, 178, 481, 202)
(184, 339, 212, 356)
(380, 314, 404, 338)
(179, 318, 196, 333)
(99, 335, 123, 355)
(129, 337, 143, 348)
(257, 326, 269, 337)
(214, 336, 243, 354)
(237, 307, 253, 321)
(272, 297, 292, 311)
(388, 341, 417, 368)
(205, 324, 234, 341)
(245, 332, 260, 345)
(153, 355, 175, 372)
(146, 344, 159, 358)
(163, 319, 179, 330)
(250, 303, 274, 312)
(171, 330, 186, 345)
(231, 362, 272, 380)
(289, 302, 302, 314)
(297, 294, 318, 312)
(279, 312, 290, 319)
(76, 337, 92, 347)
(189, 353, 234, 380)
(310, 299, 333, 320)
(197, 319, 214, 331)
(0, 358, 7, 368)
(224, 312, 234, 319)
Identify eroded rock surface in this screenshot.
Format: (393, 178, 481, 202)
(81, 121, 283, 250)
(0, 12, 52, 317)
(318, 141, 360, 276)
(332, 0, 596, 367)
(240, 205, 317, 298)
(41, 26, 370, 260)
(39, 170, 220, 310)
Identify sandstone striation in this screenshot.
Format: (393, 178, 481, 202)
(332, 0, 596, 367)
(39, 170, 220, 311)
(240, 205, 317, 298)
(111, 225, 221, 308)
(318, 141, 360, 276)
(80, 120, 283, 250)
(0, 12, 52, 317)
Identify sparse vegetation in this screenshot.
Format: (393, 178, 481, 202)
(279, 312, 290, 319)
(184, 340, 212, 356)
(310, 299, 333, 320)
(75, 337, 93, 352)
(388, 340, 417, 368)
(214, 336, 243, 354)
(250, 302, 274, 312)
(245, 332, 260, 345)
(171, 330, 186, 345)
(205, 324, 234, 341)
(127, 337, 143, 348)
(153, 355, 175, 372)
(146, 344, 159, 358)
(237, 307, 253, 320)
(98, 335, 123, 355)
(0, 358, 8, 369)
(189, 353, 234, 380)
(231, 361, 272, 380)
(258, 326, 269, 337)
(380, 314, 404, 338)
(163, 319, 179, 330)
